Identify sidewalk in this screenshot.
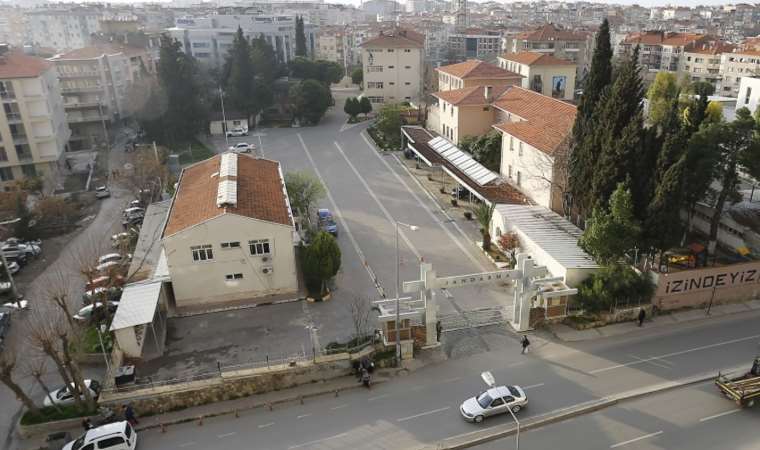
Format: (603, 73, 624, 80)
(549, 299, 760, 342)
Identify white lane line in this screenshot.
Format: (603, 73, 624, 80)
(217, 432, 237, 438)
(362, 133, 488, 272)
(288, 432, 349, 449)
(610, 431, 663, 448)
(334, 141, 420, 259)
(591, 334, 760, 374)
(626, 354, 672, 370)
(523, 383, 545, 389)
(441, 377, 462, 384)
(331, 404, 349, 410)
(178, 442, 196, 448)
(297, 413, 312, 419)
(700, 409, 742, 422)
(368, 393, 390, 401)
(396, 406, 451, 422)
(258, 422, 275, 429)
(296, 134, 379, 294)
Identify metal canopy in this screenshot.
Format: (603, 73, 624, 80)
(110, 280, 162, 331)
(428, 136, 499, 186)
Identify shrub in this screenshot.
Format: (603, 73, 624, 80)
(576, 265, 655, 314)
(21, 404, 96, 426)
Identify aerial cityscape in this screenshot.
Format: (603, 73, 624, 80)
(0, 0, 759, 449)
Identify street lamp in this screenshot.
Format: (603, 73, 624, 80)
(96, 324, 112, 378)
(219, 86, 229, 148)
(395, 221, 418, 364)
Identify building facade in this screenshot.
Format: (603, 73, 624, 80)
(436, 59, 522, 91)
(27, 8, 103, 52)
(0, 48, 70, 191)
(679, 40, 734, 90)
(720, 50, 760, 96)
(360, 29, 424, 104)
(447, 28, 502, 61)
(504, 24, 593, 78)
(498, 52, 576, 100)
(316, 26, 348, 66)
(736, 76, 760, 114)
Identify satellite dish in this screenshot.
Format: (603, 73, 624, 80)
(481, 371, 495, 388)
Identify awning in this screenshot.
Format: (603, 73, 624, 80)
(110, 280, 162, 331)
(428, 136, 499, 186)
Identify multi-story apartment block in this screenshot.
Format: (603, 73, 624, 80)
(49, 46, 142, 151)
(27, 8, 104, 52)
(316, 26, 348, 66)
(618, 31, 706, 79)
(168, 15, 317, 67)
(0, 7, 27, 47)
(498, 52, 576, 100)
(360, 29, 424, 105)
(680, 40, 735, 91)
(504, 24, 593, 78)
(0, 47, 70, 190)
(447, 28, 502, 62)
(720, 49, 760, 97)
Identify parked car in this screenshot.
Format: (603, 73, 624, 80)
(73, 301, 120, 322)
(111, 233, 132, 248)
(122, 207, 145, 218)
(44, 379, 101, 407)
(62, 421, 136, 450)
(1, 261, 20, 275)
(98, 253, 131, 265)
(226, 127, 248, 137)
(128, 199, 142, 208)
(2, 240, 41, 258)
(0, 281, 11, 294)
(96, 260, 124, 274)
(228, 142, 255, 153)
(0, 312, 10, 348)
(317, 208, 338, 237)
(85, 275, 125, 292)
(2, 299, 28, 310)
(82, 287, 123, 304)
(460, 372, 528, 423)
(95, 186, 111, 199)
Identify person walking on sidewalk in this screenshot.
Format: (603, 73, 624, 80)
(638, 308, 646, 327)
(123, 404, 139, 426)
(520, 335, 530, 354)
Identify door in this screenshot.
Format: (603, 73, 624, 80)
(487, 397, 508, 417)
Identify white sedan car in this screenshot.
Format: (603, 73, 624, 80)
(460, 384, 528, 423)
(73, 301, 120, 321)
(226, 127, 248, 137)
(228, 142, 255, 153)
(44, 379, 101, 407)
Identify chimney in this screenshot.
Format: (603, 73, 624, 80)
(484, 85, 493, 101)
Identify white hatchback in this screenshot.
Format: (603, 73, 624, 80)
(64, 421, 137, 450)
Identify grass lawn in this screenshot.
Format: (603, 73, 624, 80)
(178, 139, 215, 165)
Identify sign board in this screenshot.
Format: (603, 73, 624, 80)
(402, 280, 426, 293)
(657, 261, 760, 296)
(435, 270, 518, 289)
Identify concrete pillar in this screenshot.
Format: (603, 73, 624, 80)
(421, 263, 440, 348)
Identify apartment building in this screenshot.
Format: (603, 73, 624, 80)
(617, 31, 706, 80)
(504, 24, 593, 77)
(720, 50, 760, 96)
(316, 26, 348, 66)
(27, 8, 103, 52)
(49, 46, 138, 151)
(447, 28, 502, 62)
(0, 48, 70, 191)
(168, 14, 317, 67)
(680, 40, 735, 90)
(0, 7, 26, 47)
(360, 29, 424, 104)
(498, 52, 576, 100)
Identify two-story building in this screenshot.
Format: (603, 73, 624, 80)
(436, 59, 522, 92)
(497, 52, 576, 100)
(161, 152, 299, 311)
(360, 28, 424, 105)
(504, 24, 593, 78)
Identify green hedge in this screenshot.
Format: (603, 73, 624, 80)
(21, 404, 96, 426)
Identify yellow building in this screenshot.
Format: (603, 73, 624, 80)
(498, 52, 576, 100)
(436, 59, 522, 92)
(360, 28, 424, 105)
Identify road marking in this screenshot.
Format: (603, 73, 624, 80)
(258, 422, 275, 428)
(288, 432, 349, 449)
(217, 432, 237, 438)
(610, 431, 663, 448)
(396, 406, 451, 422)
(334, 141, 420, 259)
(368, 393, 390, 401)
(331, 404, 349, 410)
(591, 334, 760, 374)
(297, 413, 312, 419)
(441, 376, 462, 384)
(523, 383, 545, 389)
(626, 354, 672, 370)
(700, 408, 742, 422)
(178, 442, 196, 448)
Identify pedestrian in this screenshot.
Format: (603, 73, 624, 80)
(82, 418, 93, 431)
(123, 404, 139, 426)
(436, 320, 442, 342)
(520, 335, 530, 354)
(638, 308, 646, 327)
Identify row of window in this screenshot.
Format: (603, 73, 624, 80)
(190, 239, 271, 262)
(509, 136, 524, 156)
(368, 48, 413, 53)
(507, 165, 522, 186)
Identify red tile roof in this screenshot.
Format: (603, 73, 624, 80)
(163, 154, 292, 237)
(622, 31, 705, 47)
(433, 85, 510, 106)
(0, 51, 52, 79)
(437, 59, 522, 80)
(501, 52, 575, 66)
(684, 40, 736, 55)
(492, 87, 576, 156)
(516, 24, 589, 42)
(360, 28, 424, 48)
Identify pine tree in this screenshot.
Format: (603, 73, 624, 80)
(225, 27, 257, 121)
(568, 19, 613, 217)
(295, 16, 307, 57)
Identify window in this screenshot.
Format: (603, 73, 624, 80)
(368, 65, 383, 72)
(518, 142, 523, 156)
(21, 164, 37, 177)
(405, 65, 411, 69)
(367, 81, 384, 89)
(510, 136, 514, 151)
(97, 437, 125, 448)
(517, 171, 522, 186)
(249, 239, 271, 256)
(405, 82, 411, 85)
(387, 49, 394, 52)
(389, 82, 395, 85)
(191, 244, 213, 261)
(225, 273, 244, 280)
(388, 65, 394, 69)
(508, 165, 513, 178)
(746, 87, 752, 104)
(0, 148, 7, 162)
(220, 241, 241, 249)
(404, 49, 411, 53)
(491, 398, 505, 407)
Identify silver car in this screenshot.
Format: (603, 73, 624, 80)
(460, 385, 528, 423)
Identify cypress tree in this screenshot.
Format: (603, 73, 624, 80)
(295, 16, 307, 57)
(226, 27, 257, 121)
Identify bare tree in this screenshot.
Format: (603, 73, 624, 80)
(0, 350, 40, 414)
(349, 296, 373, 343)
(26, 359, 62, 413)
(41, 268, 76, 329)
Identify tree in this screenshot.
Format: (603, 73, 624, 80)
(460, 131, 501, 172)
(301, 231, 341, 297)
(579, 182, 641, 265)
(348, 296, 372, 341)
(374, 104, 404, 149)
(646, 72, 679, 127)
(27, 359, 62, 414)
(295, 16, 307, 57)
(474, 202, 496, 251)
(289, 58, 342, 86)
(498, 232, 520, 267)
(0, 351, 39, 415)
(351, 67, 363, 85)
(250, 35, 279, 84)
(289, 79, 331, 125)
(704, 101, 724, 124)
(284, 171, 325, 224)
(569, 18, 613, 217)
(359, 96, 372, 117)
(13, 195, 35, 241)
(225, 27, 257, 122)
(344, 97, 360, 121)
(577, 265, 654, 314)
(679, 127, 721, 245)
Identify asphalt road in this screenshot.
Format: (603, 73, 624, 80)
(131, 311, 760, 450)
(476, 381, 760, 450)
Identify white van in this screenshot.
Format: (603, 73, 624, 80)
(64, 421, 137, 450)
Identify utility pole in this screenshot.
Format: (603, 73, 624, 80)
(220, 86, 229, 148)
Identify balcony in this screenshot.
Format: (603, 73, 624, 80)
(64, 100, 102, 109)
(61, 85, 104, 94)
(5, 112, 22, 123)
(12, 134, 27, 145)
(67, 112, 106, 123)
(1, 91, 16, 102)
(59, 70, 100, 79)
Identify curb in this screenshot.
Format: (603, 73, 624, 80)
(417, 365, 747, 450)
(134, 377, 389, 433)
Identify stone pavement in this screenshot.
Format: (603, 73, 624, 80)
(549, 299, 760, 342)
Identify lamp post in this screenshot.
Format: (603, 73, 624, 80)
(395, 221, 418, 364)
(507, 406, 520, 450)
(96, 324, 112, 379)
(219, 86, 229, 148)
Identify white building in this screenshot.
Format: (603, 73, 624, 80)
(360, 29, 425, 104)
(736, 76, 760, 115)
(719, 50, 760, 97)
(0, 47, 70, 190)
(161, 152, 299, 311)
(27, 8, 103, 52)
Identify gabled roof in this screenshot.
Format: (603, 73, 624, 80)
(163, 154, 292, 238)
(492, 87, 577, 156)
(0, 51, 52, 79)
(437, 59, 522, 80)
(432, 85, 509, 106)
(684, 40, 736, 55)
(516, 24, 589, 42)
(622, 31, 705, 47)
(500, 52, 575, 66)
(360, 28, 424, 48)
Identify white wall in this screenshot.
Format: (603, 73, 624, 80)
(736, 76, 760, 115)
(499, 131, 554, 208)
